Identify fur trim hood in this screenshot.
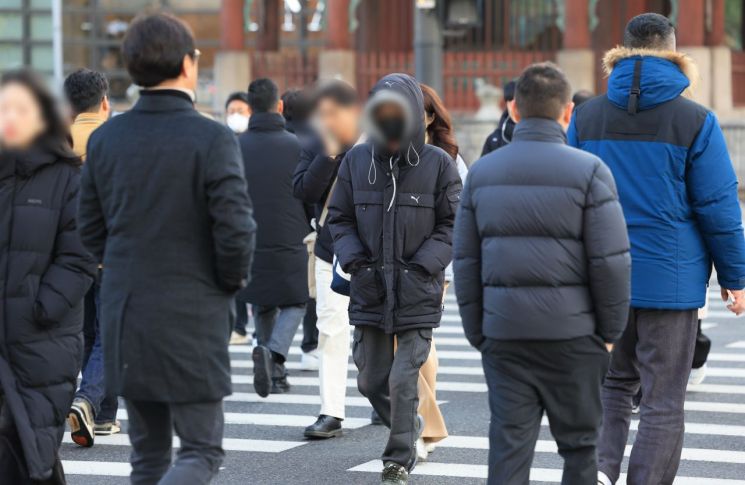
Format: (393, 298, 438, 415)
(603, 46, 699, 96)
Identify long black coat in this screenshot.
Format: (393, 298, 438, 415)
(454, 118, 631, 349)
(327, 74, 462, 333)
(0, 147, 95, 481)
(237, 112, 309, 307)
(78, 91, 256, 403)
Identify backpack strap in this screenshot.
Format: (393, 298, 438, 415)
(627, 59, 643, 115)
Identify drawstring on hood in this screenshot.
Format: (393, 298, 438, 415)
(362, 73, 426, 211)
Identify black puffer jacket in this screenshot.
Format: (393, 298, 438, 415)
(0, 147, 95, 481)
(454, 118, 631, 349)
(328, 73, 462, 333)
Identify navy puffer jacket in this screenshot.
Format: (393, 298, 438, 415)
(0, 147, 95, 480)
(328, 74, 462, 333)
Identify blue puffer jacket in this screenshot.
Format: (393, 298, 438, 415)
(568, 47, 745, 309)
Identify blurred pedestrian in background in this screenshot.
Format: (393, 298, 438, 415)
(78, 13, 256, 484)
(282, 87, 320, 370)
(481, 80, 516, 156)
(0, 69, 95, 484)
(294, 80, 361, 440)
(571, 89, 595, 110)
(63, 67, 121, 448)
(225, 91, 250, 135)
(237, 78, 309, 398)
(224, 90, 253, 345)
(455, 62, 630, 485)
(569, 13, 745, 485)
(328, 73, 462, 485)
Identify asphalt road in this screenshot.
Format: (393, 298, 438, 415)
(61, 285, 745, 484)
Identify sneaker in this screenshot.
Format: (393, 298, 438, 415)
(304, 414, 343, 439)
(300, 349, 319, 371)
(230, 331, 251, 345)
(68, 398, 95, 447)
(688, 364, 707, 387)
(424, 441, 436, 454)
(598, 470, 613, 485)
(252, 345, 273, 398)
(416, 437, 428, 462)
(94, 420, 121, 436)
(381, 462, 408, 485)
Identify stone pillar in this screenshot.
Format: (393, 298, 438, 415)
(706, 0, 733, 115)
(257, 0, 281, 52)
(214, 0, 251, 113)
(318, 0, 356, 85)
(557, 0, 594, 92)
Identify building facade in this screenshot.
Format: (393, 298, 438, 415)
(0, 0, 743, 115)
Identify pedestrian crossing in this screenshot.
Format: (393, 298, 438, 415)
(60, 285, 745, 484)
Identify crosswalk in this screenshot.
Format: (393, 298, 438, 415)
(60, 285, 745, 484)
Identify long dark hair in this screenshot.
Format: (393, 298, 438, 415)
(0, 69, 79, 165)
(420, 83, 459, 160)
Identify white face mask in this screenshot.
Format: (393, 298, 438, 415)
(226, 113, 249, 134)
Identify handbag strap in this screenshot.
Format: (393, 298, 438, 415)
(318, 178, 338, 228)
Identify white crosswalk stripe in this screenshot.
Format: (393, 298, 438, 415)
(62, 286, 745, 483)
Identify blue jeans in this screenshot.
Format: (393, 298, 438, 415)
(77, 284, 118, 423)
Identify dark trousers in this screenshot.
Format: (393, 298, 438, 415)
(125, 399, 224, 485)
(353, 326, 432, 470)
(78, 284, 118, 422)
(597, 309, 697, 485)
(302, 298, 319, 353)
(234, 298, 249, 336)
(481, 336, 610, 485)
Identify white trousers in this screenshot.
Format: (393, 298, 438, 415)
(315, 257, 351, 419)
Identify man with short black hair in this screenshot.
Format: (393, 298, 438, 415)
(225, 91, 250, 135)
(294, 80, 362, 440)
(238, 78, 310, 398)
(78, 13, 256, 484)
(64, 68, 109, 161)
(569, 12, 745, 485)
(455, 62, 630, 484)
(64, 67, 121, 448)
(572, 89, 594, 109)
(480, 80, 516, 155)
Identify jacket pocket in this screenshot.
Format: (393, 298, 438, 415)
(353, 190, 384, 258)
(352, 327, 366, 370)
(349, 264, 385, 313)
(396, 193, 436, 259)
(396, 266, 443, 317)
(410, 329, 433, 367)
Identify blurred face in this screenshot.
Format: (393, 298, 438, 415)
(316, 97, 360, 146)
(373, 102, 407, 153)
(226, 100, 250, 117)
(0, 82, 45, 149)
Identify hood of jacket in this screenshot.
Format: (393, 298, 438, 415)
(363, 73, 426, 156)
(604, 46, 698, 112)
(1, 144, 63, 179)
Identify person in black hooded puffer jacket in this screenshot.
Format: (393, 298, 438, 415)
(327, 73, 462, 484)
(0, 69, 95, 484)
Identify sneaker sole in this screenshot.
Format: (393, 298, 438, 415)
(252, 346, 273, 398)
(304, 428, 343, 439)
(68, 409, 94, 448)
(94, 426, 121, 436)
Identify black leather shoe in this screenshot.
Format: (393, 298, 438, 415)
(252, 345, 273, 398)
(271, 375, 291, 394)
(304, 414, 343, 439)
(370, 409, 384, 425)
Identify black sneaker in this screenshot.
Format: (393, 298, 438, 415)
(381, 462, 408, 485)
(304, 415, 343, 439)
(252, 345, 273, 398)
(271, 375, 291, 394)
